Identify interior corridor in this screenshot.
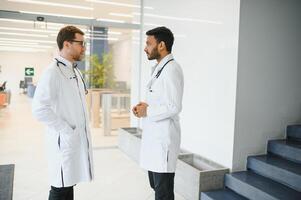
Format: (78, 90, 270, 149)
(0, 94, 185, 200)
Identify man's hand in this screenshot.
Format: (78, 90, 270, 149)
(132, 102, 148, 118)
(132, 105, 138, 117)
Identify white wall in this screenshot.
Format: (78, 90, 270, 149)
(0, 51, 53, 95)
(132, 0, 241, 168)
(233, 0, 301, 170)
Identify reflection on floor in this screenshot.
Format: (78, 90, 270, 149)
(0, 94, 185, 200)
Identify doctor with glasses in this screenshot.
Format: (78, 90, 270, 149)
(32, 26, 93, 200)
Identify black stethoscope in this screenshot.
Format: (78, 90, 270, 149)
(149, 58, 174, 92)
(155, 59, 174, 78)
(55, 58, 88, 95)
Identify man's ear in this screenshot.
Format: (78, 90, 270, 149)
(158, 41, 166, 51)
(63, 41, 70, 49)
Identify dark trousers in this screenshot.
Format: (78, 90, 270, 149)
(148, 171, 175, 200)
(48, 186, 74, 200)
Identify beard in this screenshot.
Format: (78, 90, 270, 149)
(73, 52, 84, 61)
(147, 47, 160, 60)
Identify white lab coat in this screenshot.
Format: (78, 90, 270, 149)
(32, 56, 94, 187)
(140, 54, 184, 173)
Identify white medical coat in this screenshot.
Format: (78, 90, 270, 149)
(32, 56, 93, 187)
(140, 54, 184, 173)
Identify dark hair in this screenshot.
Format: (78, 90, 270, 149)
(57, 26, 84, 50)
(146, 26, 174, 52)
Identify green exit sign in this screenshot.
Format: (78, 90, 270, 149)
(25, 67, 34, 76)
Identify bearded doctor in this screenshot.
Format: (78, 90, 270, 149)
(32, 26, 93, 200)
(132, 27, 184, 200)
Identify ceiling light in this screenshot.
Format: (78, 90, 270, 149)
(86, 36, 118, 41)
(40, 22, 65, 27)
(87, 30, 104, 34)
(108, 31, 122, 35)
(0, 37, 56, 44)
(0, 27, 57, 33)
(85, 33, 117, 37)
(20, 10, 94, 20)
(132, 21, 163, 27)
(86, 0, 153, 9)
(96, 18, 125, 23)
(0, 18, 33, 24)
(0, 19, 65, 31)
(38, 24, 65, 29)
(8, 0, 93, 10)
(109, 13, 133, 18)
(85, 33, 106, 37)
(0, 47, 47, 52)
(133, 12, 222, 24)
(51, 33, 114, 38)
(0, 43, 53, 48)
(0, 40, 39, 45)
(38, 26, 62, 31)
(0, 31, 48, 37)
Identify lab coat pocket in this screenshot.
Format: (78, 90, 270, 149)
(59, 127, 80, 153)
(153, 119, 169, 140)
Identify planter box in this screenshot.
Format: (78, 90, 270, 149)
(175, 153, 229, 200)
(118, 127, 229, 200)
(118, 127, 142, 163)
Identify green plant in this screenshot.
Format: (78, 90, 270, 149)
(83, 53, 115, 88)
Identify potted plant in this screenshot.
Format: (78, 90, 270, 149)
(84, 52, 115, 89)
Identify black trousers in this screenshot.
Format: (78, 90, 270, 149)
(148, 171, 175, 200)
(48, 186, 74, 200)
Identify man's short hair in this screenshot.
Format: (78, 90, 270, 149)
(57, 26, 84, 50)
(146, 26, 174, 52)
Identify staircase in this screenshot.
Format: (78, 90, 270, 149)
(201, 125, 301, 200)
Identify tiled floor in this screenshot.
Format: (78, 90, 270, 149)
(0, 94, 186, 200)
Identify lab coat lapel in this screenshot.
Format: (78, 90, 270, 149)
(146, 65, 158, 89)
(146, 54, 174, 89)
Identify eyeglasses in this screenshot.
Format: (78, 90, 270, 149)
(70, 40, 86, 47)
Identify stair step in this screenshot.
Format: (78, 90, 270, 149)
(247, 154, 301, 192)
(267, 139, 301, 164)
(287, 125, 301, 141)
(201, 188, 248, 200)
(225, 171, 301, 200)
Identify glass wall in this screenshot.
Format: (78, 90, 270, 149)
(140, 0, 241, 167)
(0, 0, 145, 144)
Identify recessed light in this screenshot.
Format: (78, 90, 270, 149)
(8, 0, 93, 10)
(86, 0, 153, 9)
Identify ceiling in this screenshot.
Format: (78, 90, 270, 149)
(0, 0, 146, 52)
(0, 0, 205, 53)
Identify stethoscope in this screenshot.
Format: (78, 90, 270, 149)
(149, 58, 174, 92)
(55, 58, 88, 95)
(155, 59, 174, 78)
